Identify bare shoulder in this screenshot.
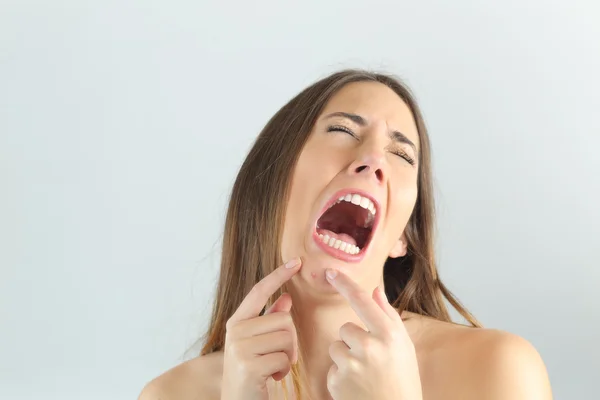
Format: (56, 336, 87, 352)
(450, 326, 552, 399)
(138, 351, 224, 400)
(408, 314, 552, 400)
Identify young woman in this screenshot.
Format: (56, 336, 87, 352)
(139, 70, 552, 400)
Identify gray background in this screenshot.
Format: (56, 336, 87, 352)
(1, 1, 598, 399)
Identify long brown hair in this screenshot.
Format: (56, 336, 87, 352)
(199, 69, 480, 396)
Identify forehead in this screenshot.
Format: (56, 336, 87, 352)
(319, 81, 419, 143)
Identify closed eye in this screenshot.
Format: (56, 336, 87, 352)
(327, 124, 358, 139)
(391, 149, 416, 166)
(327, 125, 416, 166)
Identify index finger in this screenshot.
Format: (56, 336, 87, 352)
(325, 268, 389, 334)
(229, 258, 301, 323)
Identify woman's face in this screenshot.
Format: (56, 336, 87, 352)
(281, 81, 420, 292)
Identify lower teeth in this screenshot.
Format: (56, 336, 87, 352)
(318, 234, 360, 255)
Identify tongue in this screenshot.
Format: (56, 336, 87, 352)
(316, 228, 357, 246)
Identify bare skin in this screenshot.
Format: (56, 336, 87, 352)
(139, 307, 551, 400)
(139, 82, 552, 399)
(139, 260, 551, 400)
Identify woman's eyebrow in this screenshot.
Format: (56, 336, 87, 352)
(324, 111, 368, 126)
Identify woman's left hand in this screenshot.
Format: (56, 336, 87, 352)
(325, 268, 423, 400)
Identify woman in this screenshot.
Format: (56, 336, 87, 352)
(140, 70, 552, 399)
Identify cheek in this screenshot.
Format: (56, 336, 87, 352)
(384, 180, 418, 238)
(287, 155, 317, 216)
(394, 182, 418, 210)
(288, 142, 340, 209)
(281, 151, 324, 250)
(281, 142, 343, 256)
(389, 166, 418, 208)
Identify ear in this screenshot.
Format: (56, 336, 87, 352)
(388, 233, 408, 258)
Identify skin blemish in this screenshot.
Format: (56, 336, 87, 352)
(311, 272, 317, 279)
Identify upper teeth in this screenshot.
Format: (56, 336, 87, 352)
(330, 193, 376, 226)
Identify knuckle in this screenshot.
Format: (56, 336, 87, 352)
(359, 336, 374, 352)
(225, 318, 236, 332)
(284, 329, 295, 342)
(267, 352, 290, 371)
(276, 330, 293, 344)
(362, 337, 386, 360)
(271, 311, 294, 328)
(281, 312, 294, 326)
(276, 351, 290, 364)
(327, 366, 340, 391)
(383, 325, 406, 344)
(250, 281, 268, 298)
(327, 373, 339, 392)
(346, 358, 362, 375)
(386, 328, 402, 342)
(225, 320, 244, 337)
(344, 357, 362, 374)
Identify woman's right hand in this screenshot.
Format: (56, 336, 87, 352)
(220, 258, 302, 400)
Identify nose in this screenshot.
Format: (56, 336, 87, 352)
(347, 143, 386, 185)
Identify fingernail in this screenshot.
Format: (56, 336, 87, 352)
(284, 258, 300, 269)
(325, 268, 338, 280)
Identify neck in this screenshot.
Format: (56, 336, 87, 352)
(289, 289, 366, 400)
(285, 275, 425, 400)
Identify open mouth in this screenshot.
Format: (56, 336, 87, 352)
(315, 191, 378, 258)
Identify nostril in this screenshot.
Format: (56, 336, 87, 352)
(353, 165, 384, 182)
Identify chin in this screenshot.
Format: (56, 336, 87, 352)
(282, 251, 339, 296)
(296, 242, 373, 292)
(297, 252, 334, 282)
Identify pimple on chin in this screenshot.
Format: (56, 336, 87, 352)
(311, 272, 317, 279)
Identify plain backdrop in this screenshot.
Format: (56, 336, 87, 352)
(1, 1, 599, 399)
